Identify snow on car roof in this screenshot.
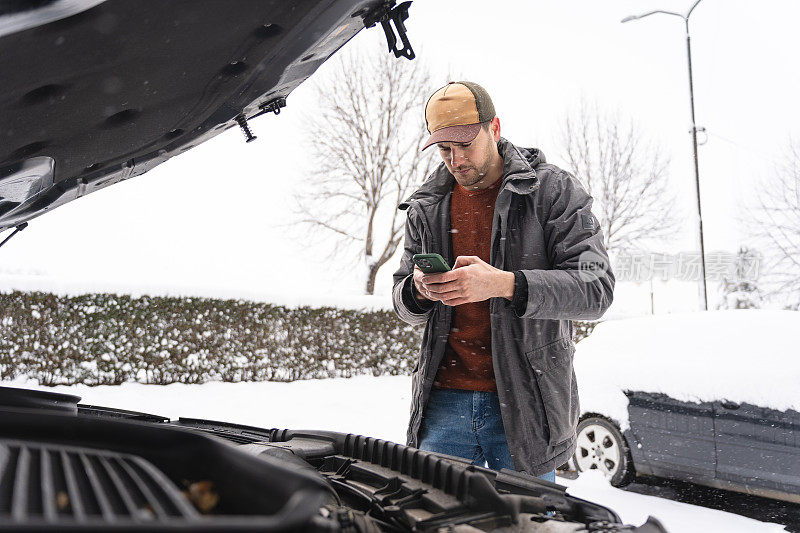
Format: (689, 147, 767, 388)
(574, 309, 800, 430)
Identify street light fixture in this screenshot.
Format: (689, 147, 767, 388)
(622, 0, 709, 311)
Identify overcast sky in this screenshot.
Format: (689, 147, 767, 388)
(3, 0, 799, 312)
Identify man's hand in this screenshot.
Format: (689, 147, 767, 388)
(412, 265, 433, 304)
(419, 256, 515, 306)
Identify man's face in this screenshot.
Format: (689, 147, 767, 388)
(436, 120, 499, 188)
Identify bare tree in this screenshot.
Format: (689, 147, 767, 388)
(747, 141, 800, 304)
(558, 101, 678, 253)
(293, 46, 437, 294)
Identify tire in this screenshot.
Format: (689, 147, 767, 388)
(573, 416, 635, 487)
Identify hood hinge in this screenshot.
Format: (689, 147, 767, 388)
(0, 222, 28, 250)
(362, 1, 415, 60)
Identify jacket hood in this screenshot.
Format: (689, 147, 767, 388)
(399, 137, 544, 210)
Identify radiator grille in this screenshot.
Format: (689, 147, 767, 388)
(0, 440, 198, 524)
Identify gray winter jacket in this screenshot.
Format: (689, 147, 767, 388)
(392, 137, 614, 476)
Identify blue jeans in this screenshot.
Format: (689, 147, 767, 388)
(418, 387, 556, 483)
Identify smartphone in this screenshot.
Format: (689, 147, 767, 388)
(413, 253, 451, 273)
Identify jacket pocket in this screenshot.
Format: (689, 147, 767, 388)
(526, 337, 579, 447)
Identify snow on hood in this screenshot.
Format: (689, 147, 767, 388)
(574, 309, 800, 430)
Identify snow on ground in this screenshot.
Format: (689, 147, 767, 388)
(1, 375, 790, 532)
(561, 470, 787, 532)
(575, 309, 800, 430)
(2, 375, 411, 443)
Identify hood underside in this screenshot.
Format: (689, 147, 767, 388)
(0, 0, 395, 232)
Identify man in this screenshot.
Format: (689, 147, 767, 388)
(392, 81, 614, 481)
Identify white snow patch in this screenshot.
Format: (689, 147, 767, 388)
(1, 375, 412, 443)
(561, 470, 787, 532)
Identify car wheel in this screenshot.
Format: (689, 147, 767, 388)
(573, 416, 635, 487)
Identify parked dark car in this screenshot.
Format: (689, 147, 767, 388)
(571, 310, 800, 504)
(0, 1, 668, 531)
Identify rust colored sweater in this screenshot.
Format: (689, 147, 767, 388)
(433, 177, 502, 392)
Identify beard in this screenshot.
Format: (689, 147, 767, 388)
(453, 155, 492, 188)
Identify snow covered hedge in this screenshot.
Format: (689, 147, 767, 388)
(0, 291, 596, 386)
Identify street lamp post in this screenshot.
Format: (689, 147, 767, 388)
(622, 0, 708, 311)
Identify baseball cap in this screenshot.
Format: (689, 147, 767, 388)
(422, 81, 496, 151)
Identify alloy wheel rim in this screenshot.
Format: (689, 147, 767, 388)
(575, 423, 621, 478)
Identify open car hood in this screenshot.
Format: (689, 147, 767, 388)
(0, 386, 668, 531)
(0, 0, 411, 233)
